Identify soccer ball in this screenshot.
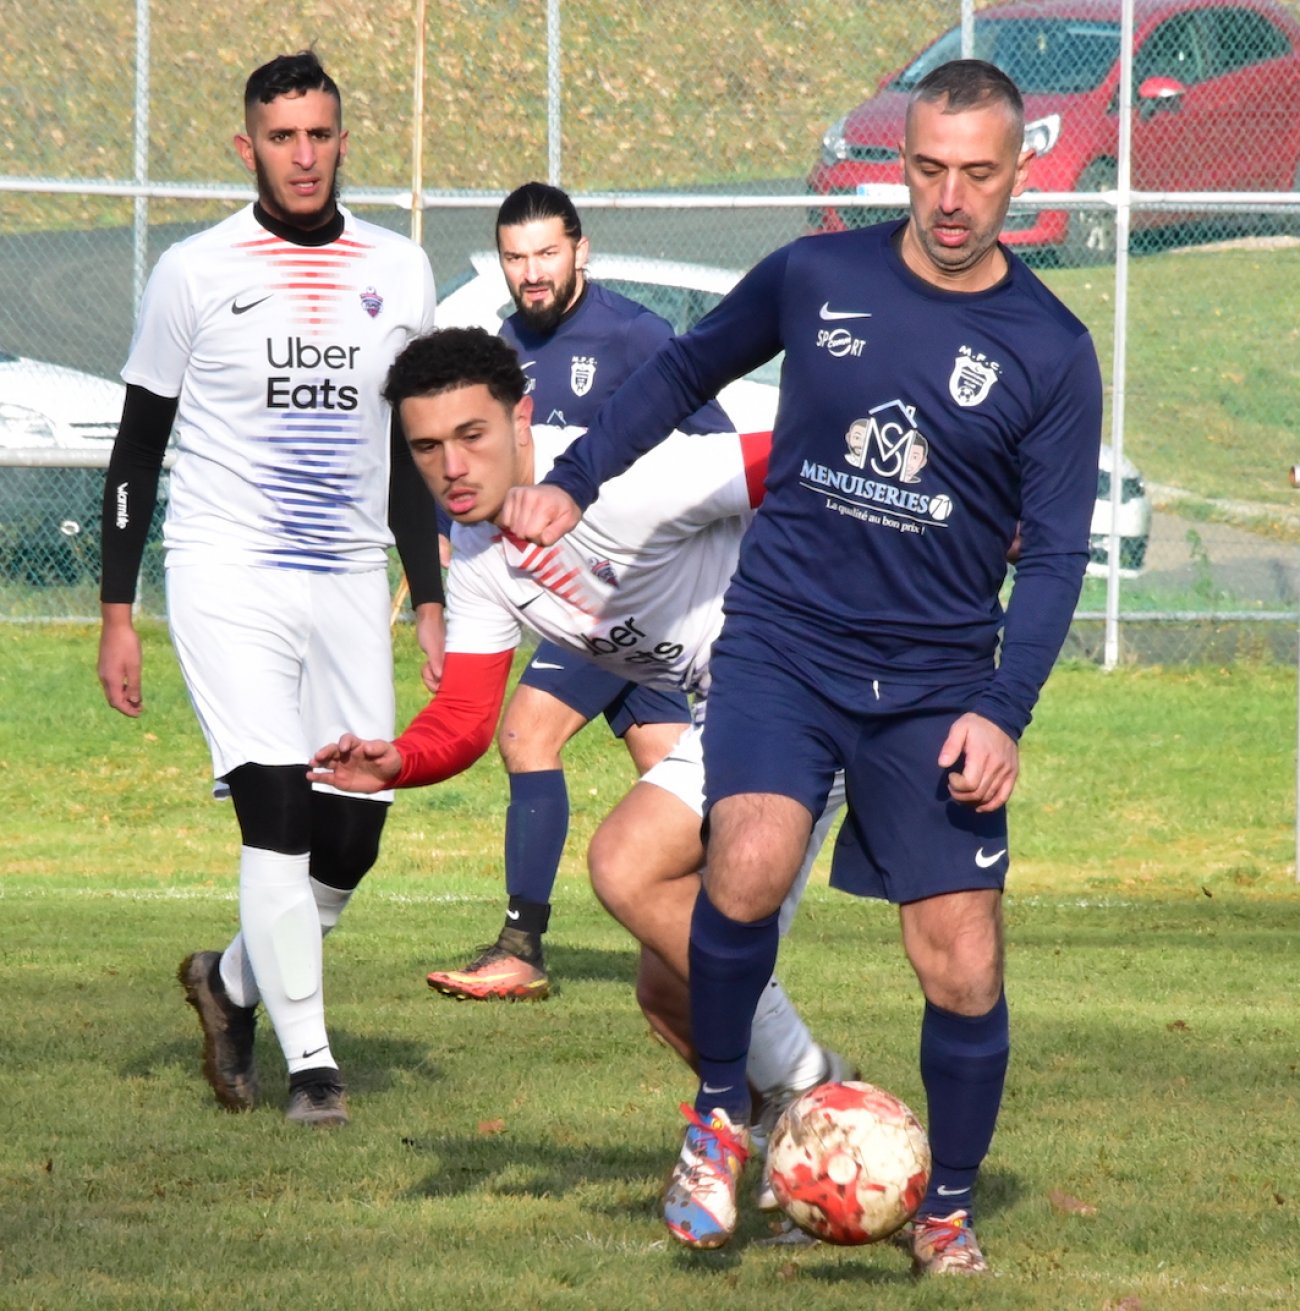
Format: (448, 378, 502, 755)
(767, 1081, 930, 1245)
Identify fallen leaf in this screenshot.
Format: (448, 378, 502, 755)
(778, 1263, 799, 1282)
(1167, 1019, 1190, 1033)
(477, 1118, 506, 1135)
(1048, 1188, 1097, 1216)
(1103, 1298, 1144, 1310)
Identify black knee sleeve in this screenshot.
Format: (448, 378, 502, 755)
(225, 763, 312, 854)
(309, 791, 389, 891)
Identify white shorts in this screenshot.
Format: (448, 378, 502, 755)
(641, 720, 846, 936)
(166, 563, 395, 801)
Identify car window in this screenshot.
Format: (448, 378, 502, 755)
(1200, 7, 1291, 76)
(1134, 12, 1210, 86)
(891, 19, 1121, 94)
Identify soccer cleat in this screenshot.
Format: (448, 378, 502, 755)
(285, 1068, 350, 1127)
(425, 928, 549, 1001)
(753, 1045, 860, 1211)
(663, 1104, 751, 1249)
(177, 950, 258, 1112)
(907, 1209, 989, 1276)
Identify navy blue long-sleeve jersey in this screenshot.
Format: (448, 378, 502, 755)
(542, 222, 1103, 740)
(501, 280, 732, 434)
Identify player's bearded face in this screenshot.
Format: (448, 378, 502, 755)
(498, 218, 589, 333)
(238, 89, 347, 231)
(900, 98, 1030, 287)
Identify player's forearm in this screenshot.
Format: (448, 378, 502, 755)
(973, 559, 1086, 739)
(389, 414, 445, 608)
(99, 386, 177, 604)
(390, 649, 514, 787)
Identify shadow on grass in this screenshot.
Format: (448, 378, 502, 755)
(129, 1029, 441, 1100)
(401, 1133, 667, 1211)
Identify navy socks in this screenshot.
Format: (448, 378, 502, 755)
(689, 888, 779, 1123)
(917, 991, 1009, 1220)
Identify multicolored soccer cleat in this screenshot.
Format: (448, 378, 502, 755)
(663, 1104, 751, 1249)
(906, 1209, 989, 1276)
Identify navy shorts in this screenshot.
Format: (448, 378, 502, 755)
(519, 639, 691, 739)
(701, 635, 1009, 904)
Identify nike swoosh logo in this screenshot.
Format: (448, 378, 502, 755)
(701, 1082, 733, 1095)
(300, 1044, 329, 1059)
(975, 847, 1007, 869)
(819, 302, 871, 321)
(936, 1184, 970, 1196)
(506, 908, 520, 920)
(231, 294, 272, 315)
(530, 661, 565, 670)
(517, 594, 542, 611)
(519, 361, 536, 370)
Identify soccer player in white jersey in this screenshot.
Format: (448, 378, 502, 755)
(308, 328, 855, 1196)
(96, 51, 442, 1127)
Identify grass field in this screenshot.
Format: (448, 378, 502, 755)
(1, 623, 1297, 1308)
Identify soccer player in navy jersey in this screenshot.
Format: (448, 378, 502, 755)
(425, 183, 732, 1003)
(96, 52, 442, 1127)
(500, 62, 1103, 1270)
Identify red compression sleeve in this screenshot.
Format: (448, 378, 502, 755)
(739, 430, 772, 508)
(392, 649, 515, 787)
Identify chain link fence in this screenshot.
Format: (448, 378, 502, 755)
(1, 0, 1296, 662)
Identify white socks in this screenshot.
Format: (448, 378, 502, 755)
(746, 975, 826, 1095)
(229, 847, 336, 1075)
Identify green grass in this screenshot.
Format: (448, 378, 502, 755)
(1, 623, 1297, 1307)
(1041, 245, 1300, 521)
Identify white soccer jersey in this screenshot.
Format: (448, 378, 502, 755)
(124, 203, 437, 572)
(445, 426, 758, 696)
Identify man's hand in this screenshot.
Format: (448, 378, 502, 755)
(98, 603, 144, 717)
(414, 601, 446, 695)
(307, 734, 402, 793)
(499, 484, 580, 546)
(938, 712, 1019, 812)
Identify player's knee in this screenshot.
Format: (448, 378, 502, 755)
(496, 715, 569, 772)
(588, 826, 637, 918)
(309, 792, 388, 891)
(226, 763, 312, 854)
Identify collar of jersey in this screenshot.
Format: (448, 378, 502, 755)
(253, 201, 345, 247)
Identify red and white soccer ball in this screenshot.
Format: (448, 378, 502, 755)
(767, 1080, 931, 1245)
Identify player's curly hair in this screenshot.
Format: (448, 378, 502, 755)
(244, 50, 341, 116)
(383, 327, 527, 410)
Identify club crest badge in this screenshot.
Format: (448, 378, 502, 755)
(570, 355, 597, 397)
(948, 347, 1000, 408)
(589, 557, 619, 588)
(360, 287, 384, 319)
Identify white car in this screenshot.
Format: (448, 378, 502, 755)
(1090, 442, 1152, 579)
(438, 253, 1150, 575)
(0, 349, 125, 583)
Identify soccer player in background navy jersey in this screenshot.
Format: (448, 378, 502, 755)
(425, 183, 732, 1002)
(500, 63, 1103, 1272)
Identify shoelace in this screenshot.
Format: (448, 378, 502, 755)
(917, 1211, 974, 1254)
(678, 1103, 750, 1170)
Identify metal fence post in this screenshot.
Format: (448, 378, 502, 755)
(547, 0, 562, 185)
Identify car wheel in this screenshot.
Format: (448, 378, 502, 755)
(1062, 161, 1118, 267)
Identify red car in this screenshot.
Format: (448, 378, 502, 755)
(807, 0, 1300, 263)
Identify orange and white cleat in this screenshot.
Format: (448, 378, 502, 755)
(426, 931, 550, 1001)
